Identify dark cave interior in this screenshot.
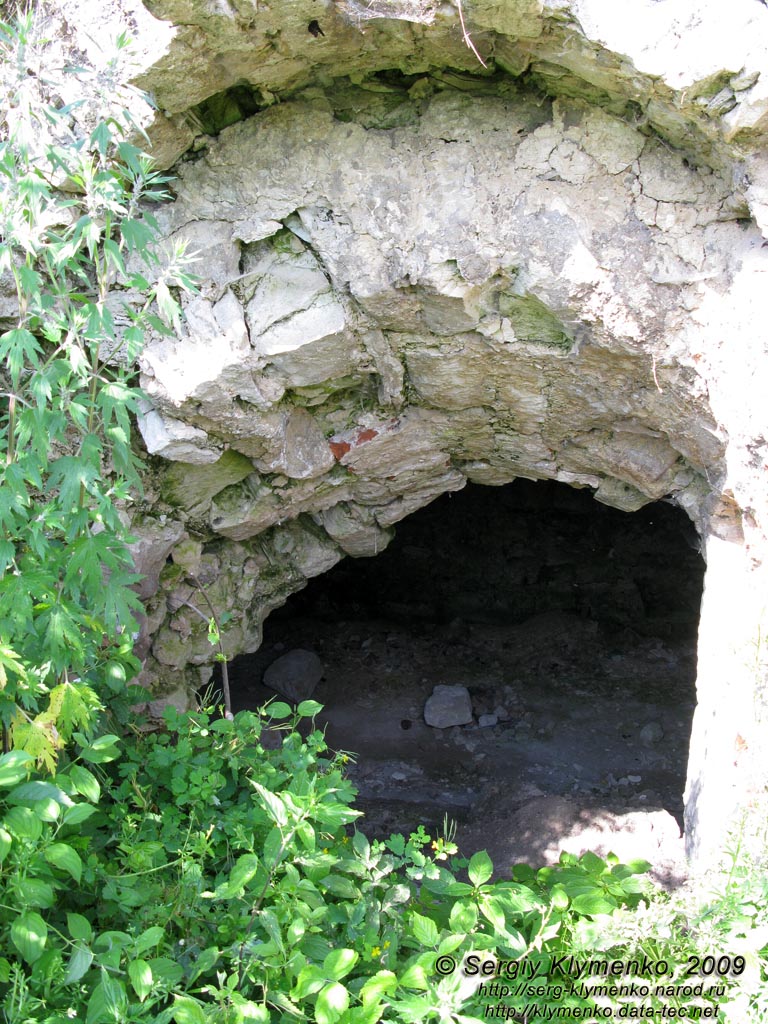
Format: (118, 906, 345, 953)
(223, 479, 706, 880)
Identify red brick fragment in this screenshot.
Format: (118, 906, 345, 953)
(355, 428, 379, 444)
(329, 440, 351, 460)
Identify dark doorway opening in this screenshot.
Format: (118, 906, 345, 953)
(226, 479, 705, 884)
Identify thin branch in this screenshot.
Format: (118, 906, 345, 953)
(457, 0, 487, 68)
(187, 575, 232, 718)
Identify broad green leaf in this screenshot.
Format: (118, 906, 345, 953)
(264, 701, 292, 720)
(579, 851, 606, 875)
(172, 994, 208, 1024)
(468, 849, 493, 887)
(79, 733, 121, 764)
(550, 885, 569, 910)
(0, 751, 33, 787)
(399, 962, 429, 990)
(147, 956, 184, 987)
(67, 912, 93, 943)
(438, 934, 465, 955)
(232, 1002, 269, 1023)
(360, 970, 398, 1006)
(128, 959, 153, 1001)
(570, 893, 616, 917)
(315, 802, 362, 830)
(0, 827, 12, 863)
(3, 805, 43, 841)
(292, 964, 327, 1000)
(68, 764, 100, 802)
(7, 780, 70, 807)
(11, 910, 48, 964)
(479, 894, 506, 931)
(215, 853, 260, 899)
(296, 699, 323, 718)
(17, 877, 55, 909)
(321, 874, 360, 899)
(186, 946, 220, 984)
(62, 803, 98, 826)
(449, 901, 478, 932)
(45, 842, 82, 882)
(251, 781, 288, 827)
(323, 948, 358, 981)
(410, 912, 439, 948)
(86, 972, 128, 1024)
(352, 830, 370, 860)
(296, 821, 315, 851)
(134, 925, 165, 954)
(315, 981, 349, 1024)
(64, 943, 94, 984)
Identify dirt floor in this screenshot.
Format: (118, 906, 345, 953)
(229, 607, 696, 888)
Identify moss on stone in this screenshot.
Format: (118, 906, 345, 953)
(498, 292, 575, 351)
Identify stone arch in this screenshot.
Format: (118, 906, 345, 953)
(128, 65, 767, 871)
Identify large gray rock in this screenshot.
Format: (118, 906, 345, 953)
(424, 685, 473, 729)
(263, 649, 324, 703)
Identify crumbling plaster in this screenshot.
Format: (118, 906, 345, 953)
(54, 0, 768, 868)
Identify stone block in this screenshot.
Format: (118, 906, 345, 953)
(263, 649, 324, 703)
(424, 685, 473, 729)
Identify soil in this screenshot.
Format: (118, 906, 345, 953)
(228, 608, 695, 889)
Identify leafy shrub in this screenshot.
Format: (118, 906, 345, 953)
(0, 10, 194, 767)
(0, 700, 724, 1024)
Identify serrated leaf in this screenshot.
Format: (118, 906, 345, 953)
(9, 714, 61, 773)
(292, 964, 327, 1000)
(0, 328, 42, 385)
(399, 962, 429, 990)
(11, 910, 48, 964)
(410, 912, 439, 948)
(360, 970, 398, 1006)
(172, 994, 208, 1024)
(315, 981, 349, 1024)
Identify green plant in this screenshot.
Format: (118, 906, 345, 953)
(0, 11, 195, 767)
